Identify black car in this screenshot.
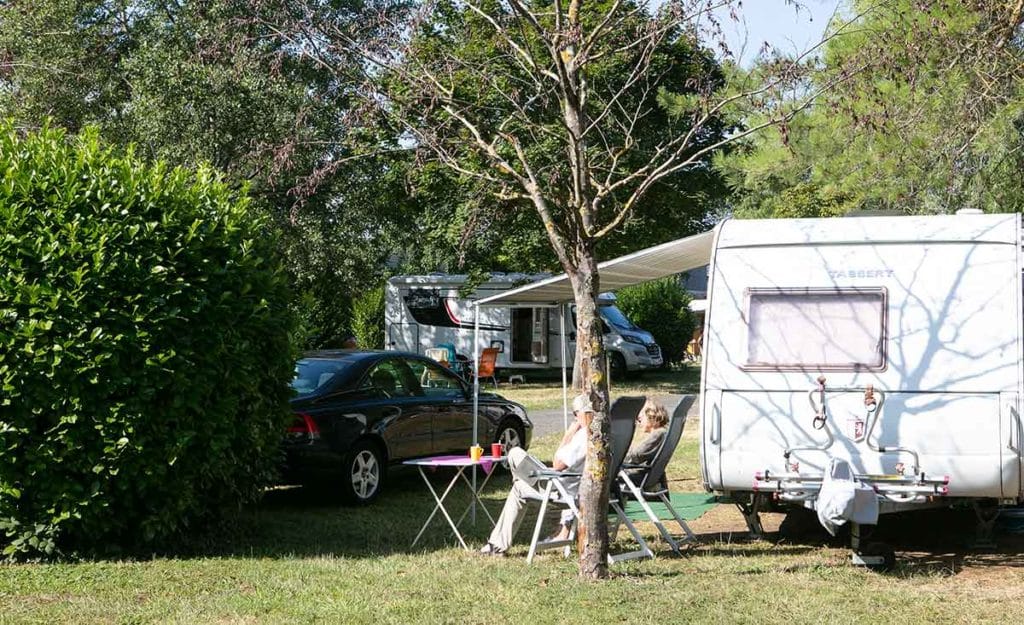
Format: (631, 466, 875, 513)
(283, 350, 532, 504)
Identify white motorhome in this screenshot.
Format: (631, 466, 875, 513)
(700, 213, 1023, 547)
(385, 274, 663, 373)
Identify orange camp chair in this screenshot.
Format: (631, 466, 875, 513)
(473, 347, 500, 388)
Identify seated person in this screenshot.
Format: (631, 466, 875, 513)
(544, 398, 671, 542)
(479, 394, 591, 556)
(371, 369, 398, 396)
(622, 399, 670, 489)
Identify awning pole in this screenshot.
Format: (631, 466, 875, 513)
(607, 350, 612, 397)
(472, 302, 481, 524)
(560, 303, 569, 431)
(472, 302, 480, 446)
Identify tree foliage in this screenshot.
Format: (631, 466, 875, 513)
(0, 124, 295, 559)
(717, 0, 1024, 216)
(0, 0, 417, 346)
(0, 0, 736, 338)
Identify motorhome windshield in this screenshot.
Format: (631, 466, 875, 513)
(600, 305, 639, 332)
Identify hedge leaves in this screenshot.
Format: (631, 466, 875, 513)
(0, 124, 295, 559)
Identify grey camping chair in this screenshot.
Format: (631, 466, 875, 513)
(614, 395, 697, 554)
(525, 396, 653, 564)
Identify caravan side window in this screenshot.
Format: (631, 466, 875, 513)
(744, 288, 886, 371)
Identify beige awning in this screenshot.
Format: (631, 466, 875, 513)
(476, 229, 715, 306)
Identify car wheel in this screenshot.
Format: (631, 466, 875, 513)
(495, 420, 526, 451)
(342, 440, 384, 505)
(609, 351, 627, 379)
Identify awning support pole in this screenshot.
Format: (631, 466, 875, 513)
(473, 302, 480, 446)
(472, 302, 481, 524)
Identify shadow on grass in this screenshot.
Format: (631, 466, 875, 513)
(759, 507, 1024, 577)
(690, 542, 821, 559)
(176, 466, 531, 560)
(884, 508, 1024, 577)
(175, 467, 1024, 573)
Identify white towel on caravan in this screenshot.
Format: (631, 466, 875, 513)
(816, 458, 880, 536)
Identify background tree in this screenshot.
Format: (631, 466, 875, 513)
(717, 0, 1024, 217)
(0, 0, 734, 350)
(0, 0, 419, 347)
(259, 0, 818, 577)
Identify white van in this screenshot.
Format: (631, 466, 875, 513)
(385, 274, 663, 374)
(699, 213, 1022, 538)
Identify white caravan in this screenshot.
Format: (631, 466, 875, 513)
(700, 213, 1023, 547)
(385, 274, 663, 373)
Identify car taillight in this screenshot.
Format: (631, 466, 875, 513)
(287, 412, 320, 441)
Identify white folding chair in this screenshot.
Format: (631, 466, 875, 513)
(525, 396, 653, 564)
(613, 395, 697, 554)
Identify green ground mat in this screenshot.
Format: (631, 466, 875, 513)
(619, 492, 718, 521)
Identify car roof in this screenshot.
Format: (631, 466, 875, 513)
(301, 349, 423, 362)
(292, 350, 459, 401)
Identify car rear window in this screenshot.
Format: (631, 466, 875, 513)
(292, 359, 347, 395)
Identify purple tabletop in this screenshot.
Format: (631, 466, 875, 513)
(404, 454, 506, 472)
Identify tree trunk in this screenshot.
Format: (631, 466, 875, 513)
(570, 251, 611, 579)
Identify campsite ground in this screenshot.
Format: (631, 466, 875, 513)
(494, 365, 702, 414)
(3, 366, 1023, 623)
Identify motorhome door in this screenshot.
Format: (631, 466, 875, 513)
(531, 308, 549, 363)
(510, 307, 549, 364)
(387, 323, 420, 353)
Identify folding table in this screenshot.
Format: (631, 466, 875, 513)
(404, 454, 505, 550)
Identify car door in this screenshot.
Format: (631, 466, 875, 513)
(404, 357, 476, 455)
(361, 358, 433, 460)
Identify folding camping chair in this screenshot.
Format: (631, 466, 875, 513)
(525, 396, 654, 564)
(419, 347, 456, 388)
(471, 347, 500, 388)
(425, 347, 451, 368)
(613, 395, 697, 554)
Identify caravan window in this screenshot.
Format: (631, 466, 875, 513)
(744, 289, 886, 371)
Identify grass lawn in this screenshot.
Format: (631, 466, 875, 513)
(2, 429, 1023, 623)
(497, 364, 701, 412)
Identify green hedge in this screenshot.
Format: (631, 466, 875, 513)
(0, 124, 295, 559)
(616, 277, 695, 364)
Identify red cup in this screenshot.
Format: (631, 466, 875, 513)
(491, 442, 503, 459)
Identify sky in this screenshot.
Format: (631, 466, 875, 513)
(711, 0, 845, 65)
